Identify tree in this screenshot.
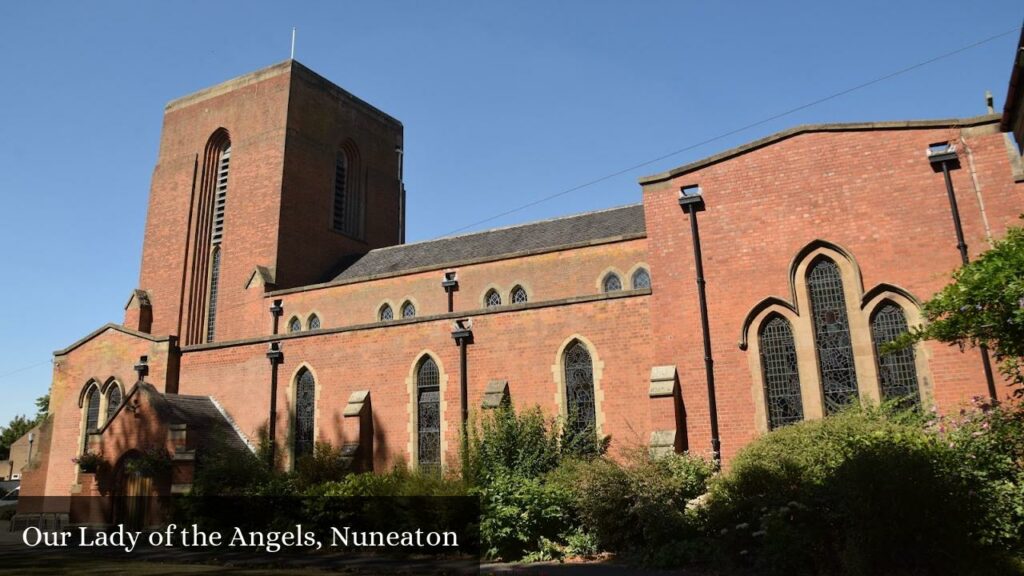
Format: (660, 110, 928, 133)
(34, 394, 49, 418)
(900, 221, 1024, 398)
(0, 415, 36, 460)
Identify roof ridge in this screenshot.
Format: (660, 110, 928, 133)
(369, 203, 643, 254)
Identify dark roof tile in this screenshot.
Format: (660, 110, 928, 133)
(331, 204, 645, 282)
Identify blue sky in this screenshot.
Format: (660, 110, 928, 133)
(0, 1, 1020, 426)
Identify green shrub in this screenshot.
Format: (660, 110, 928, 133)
(475, 472, 573, 561)
(293, 442, 351, 488)
(706, 404, 1021, 576)
(310, 462, 467, 497)
(936, 398, 1024, 555)
(562, 451, 713, 558)
(465, 404, 561, 485)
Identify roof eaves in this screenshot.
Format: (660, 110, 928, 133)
(638, 115, 1002, 186)
(54, 324, 170, 357)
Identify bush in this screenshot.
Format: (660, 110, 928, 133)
(935, 398, 1024, 555)
(293, 442, 351, 489)
(476, 473, 573, 560)
(311, 464, 467, 497)
(705, 404, 1021, 576)
(559, 451, 713, 560)
(465, 404, 561, 485)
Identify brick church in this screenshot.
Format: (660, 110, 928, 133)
(18, 33, 1024, 519)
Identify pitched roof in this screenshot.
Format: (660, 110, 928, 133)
(330, 204, 646, 283)
(153, 392, 253, 455)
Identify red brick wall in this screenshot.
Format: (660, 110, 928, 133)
(43, 329, 174, 497)
(134, 62, 403, 344)
(180, 293, 652, 471)
(641, 123, 1024, 462)
(276, 66, 404, 290)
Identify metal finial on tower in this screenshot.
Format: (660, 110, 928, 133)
(290, 27, 296, 60)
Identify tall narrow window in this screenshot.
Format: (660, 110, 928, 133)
(379, 304, 394, 321)
(211, 143, 230, 244)
(106, 385, 122, 422)
(307, 314, 321, 330)
(204, 140, 231, 343)
(206, 247, 222, 343)
(85, 387, 100, 432)
(759, 316, 803, 429)
(333, 146, 362, 237)
(294, 368, 316, 460)
(402, 301, 416, 318)
(871, 303, 921, 406)
(288, 317, 302, 333)
(563, 341, 597, 435)
(485, 289, 502, 308)
(807, 258, 859, 414)
(416, 357, 441, 470)
(602, 273, 622, 293)
(510, 286, 528, 304)
(82, 384, 100, 451)
(631, 268, 651, 290)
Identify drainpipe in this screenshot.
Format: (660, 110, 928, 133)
(134, 356, 149, 382)
(266, 342, 284, 468)
(270, 299, 283, 335)
(679, 185, 721, 468)
(442, 271, 459, 313)
(927, 144, 998, 400)
(451, 319, 473, 472)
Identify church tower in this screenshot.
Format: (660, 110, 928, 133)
(133, 61, 405, 344)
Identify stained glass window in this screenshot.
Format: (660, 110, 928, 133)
(631, 268, 651, 290)
(294, 368, 315, 459)
(759, 316, 804, 429)
(106, 385, 122, 422)
(564, 341, 597, 435)
(485, 289, 502, 308)
(417, 357, 441, 470)
(603, 273, 622, 293)
(85, 387, 100, 432)
(872, 303, 921, 406)
(308, 314, 321, 330)
(511, 286, 528, 304)
(402, 301, 416, 318)
(807, 258, 859, 413)
(379, 304, 394, 321)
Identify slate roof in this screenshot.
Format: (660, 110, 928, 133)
(331, 204, 645, 282)
(153, 392, 252, 455)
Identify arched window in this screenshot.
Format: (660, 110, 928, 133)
(485, 289, 502, 308)
(416, 357, 441, 470)
(602, 273, 622, 293)
(510, 285, 528, 304)
(204, 139, 231, 344)
(631, 268, 651, 290)
(85, 386, 100, 432)
(759, 316, 803, 429)
(307, 314, 321, 330)
(401, 301, 416, 318)
(379, 304, 394, 321)
(871, 303, 921, 406)
(106, 384, 122, 422)
(294, 368, 316, 460)
(288, 317, 302, 333)
(807, 258, 859, 414)
(333, 145, 363, 237)
(563, 341, 597, 435)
